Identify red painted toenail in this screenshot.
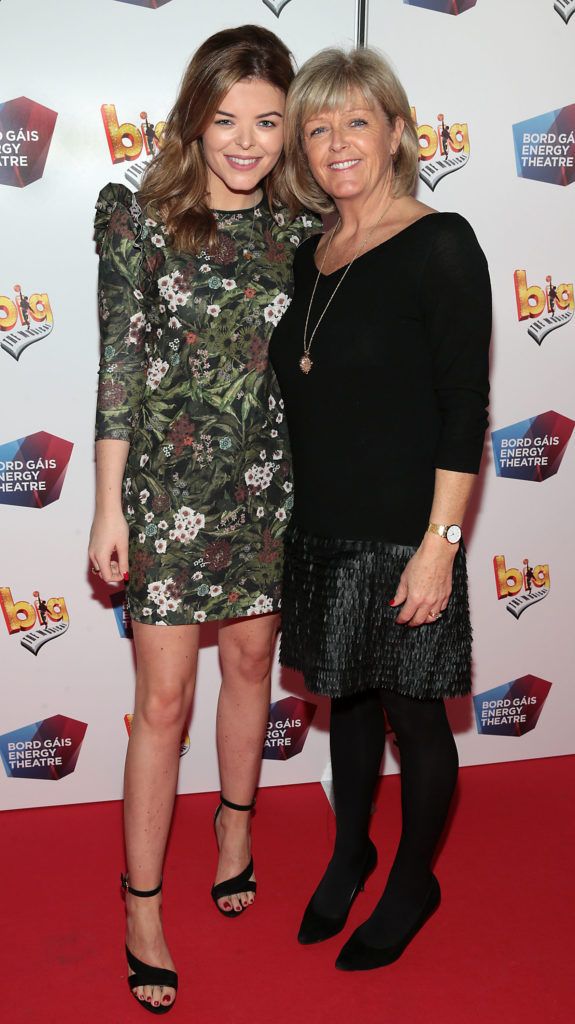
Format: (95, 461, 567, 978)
(153, 1001, 160, 1006)
(163, 996, 172, 1004)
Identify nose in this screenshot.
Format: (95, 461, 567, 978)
(235, 124, 256, 150)
(329, 127, 348, 152)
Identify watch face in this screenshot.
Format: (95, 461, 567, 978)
(446, 525, 462, 544)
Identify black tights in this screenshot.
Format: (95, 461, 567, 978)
(313, 688, 458, 943)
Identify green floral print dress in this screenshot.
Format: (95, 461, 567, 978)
(94, 182, 320, 625)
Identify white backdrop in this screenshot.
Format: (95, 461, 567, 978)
(1, 0, 574, 811)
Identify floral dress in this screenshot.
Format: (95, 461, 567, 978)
(94, 182, 320, 625)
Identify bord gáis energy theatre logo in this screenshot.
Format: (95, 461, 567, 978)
(0, 97, 58, 188)
(411, 107, 470, 190)
(493, 554, 550, 619)
(101, 104, 165, 188)
(514, 268, 574, 345)
(0, 431, 73, 508)
(491, 411, 575, 482)
(0, 715, 87, 781)
(404, 1, 477, 12)
(263, 696, 317, 760)
(473, 676, 552, 737)
(0, 283, 54, 360)
(513, 103, 575, 186)
(114, 1, 174, 7)
(0, 587, 70, 655)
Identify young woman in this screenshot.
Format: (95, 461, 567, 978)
(89, 25, 319, 1014)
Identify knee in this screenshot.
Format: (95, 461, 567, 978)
(223, 637, 274, 686)
(383, 693, 452, 748)
(137, 674, 192, 731)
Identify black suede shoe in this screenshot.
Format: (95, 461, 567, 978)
(335, 874, 441, 971)
(297, 840, 377, 945)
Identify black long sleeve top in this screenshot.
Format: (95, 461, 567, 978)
(269, 212, 491, 546)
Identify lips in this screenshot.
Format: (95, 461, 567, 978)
(328, 159, 361, 171)
(225, 155, 262, 170)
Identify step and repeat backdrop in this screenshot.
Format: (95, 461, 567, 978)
(1, 0, 574, 810)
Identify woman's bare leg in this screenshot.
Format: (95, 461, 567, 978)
(214, 613, 280, 912)
(124, 621, 200, 1008)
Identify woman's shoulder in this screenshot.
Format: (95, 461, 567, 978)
(269, 204, 323, 242)
(418, 210, 483, 250)
(94, 182, 144, 250)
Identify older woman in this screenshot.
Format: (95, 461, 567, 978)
(269, 48, 491, 971)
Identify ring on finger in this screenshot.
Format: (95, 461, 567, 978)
(91, 566, 100, 575)
(428, 610, 442, 619)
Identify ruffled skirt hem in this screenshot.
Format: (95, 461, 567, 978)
(279, 524, 472, 700)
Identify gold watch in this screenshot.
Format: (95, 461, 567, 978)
(427, 522, 462, 545)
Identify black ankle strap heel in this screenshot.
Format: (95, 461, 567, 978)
(122, 874, 178, 1015)
(217, 793, 256, 813)
(211, 793, 257, 917)
(121, 874, 163, 898)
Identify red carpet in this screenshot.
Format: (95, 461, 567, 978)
(5, 756, 575, 1024)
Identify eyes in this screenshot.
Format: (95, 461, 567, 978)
(214, 118, 278, 129)
(307, 118, 368, 138)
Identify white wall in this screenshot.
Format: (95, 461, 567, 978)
(1, 0, 573, 810)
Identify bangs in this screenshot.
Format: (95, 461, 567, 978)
(284, 46, 419, 212)
(297, 69, 375, 130)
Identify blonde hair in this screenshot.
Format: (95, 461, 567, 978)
(139, 25, 295, 253)
(284, 47, 419, 214)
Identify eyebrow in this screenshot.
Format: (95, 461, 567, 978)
(307, 107, 372, 120)
(216, 109, 284, 118)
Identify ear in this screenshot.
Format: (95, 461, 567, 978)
(390, 116, 405, 157)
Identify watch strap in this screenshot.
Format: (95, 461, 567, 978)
(427, 522, 448, 539)
(427, 522, 462, 544)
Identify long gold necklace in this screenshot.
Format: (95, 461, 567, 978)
(300, 196, 394, 374)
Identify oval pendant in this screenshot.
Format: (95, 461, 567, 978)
(299, 354, 313, 374)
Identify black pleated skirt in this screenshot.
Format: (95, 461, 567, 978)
(280, 524, 472, 700)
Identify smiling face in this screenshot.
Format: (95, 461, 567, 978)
(302, 88, 404, 205)
(202, 78, 286, 209)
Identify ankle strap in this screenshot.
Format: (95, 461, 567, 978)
(220, 793, 256, 812)
(121, 873, 162, 898)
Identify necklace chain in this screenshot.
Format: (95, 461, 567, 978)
(300, 196, 395, 374)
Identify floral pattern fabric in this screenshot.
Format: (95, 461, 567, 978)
(94, 182, 320, 624)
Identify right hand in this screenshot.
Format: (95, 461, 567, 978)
(88, 509, 130, 585)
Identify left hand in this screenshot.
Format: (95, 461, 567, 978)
(391, 535, 456, 627)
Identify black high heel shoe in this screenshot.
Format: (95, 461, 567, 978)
(297, 839, 378, 945)
(335, 874, 441, 971)
(121, 875, 178, 1014)
(211, 793, 257, 917)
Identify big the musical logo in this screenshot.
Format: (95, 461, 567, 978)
(554, 1, 575, 26)
(514, 270, 574, 346)
(493, 554, 550, 619)
(101, 104, 165, 188)
(412, 108, 470, 190)
(0, 588, 70, 655)
(0, 284, 53, 360)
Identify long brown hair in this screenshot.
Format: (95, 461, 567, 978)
(139, 25, 295, 253)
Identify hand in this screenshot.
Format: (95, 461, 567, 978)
(390, 535, 456, 627)
(88, 508, 129, 585)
